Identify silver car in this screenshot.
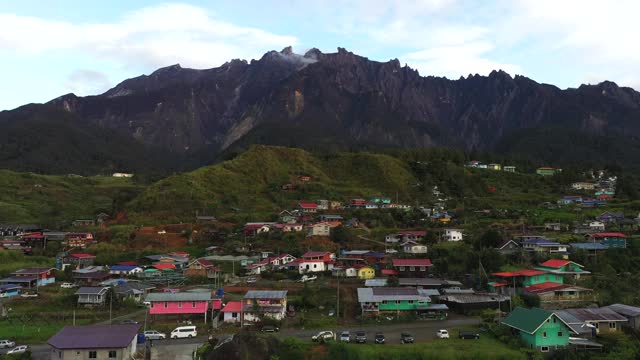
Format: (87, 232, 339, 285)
(0, 340, 16, 348)
(144, 330, 166, 340)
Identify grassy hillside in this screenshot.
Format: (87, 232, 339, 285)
(0, 170, 143, 226)
(127, 145, 565, 224)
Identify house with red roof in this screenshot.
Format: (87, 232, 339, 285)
(284, 251, 335, 274)
(65, 233, 95, 249)
(244, 254, 297, 275)
(535, 260, 590, 279)
(221, 301, 243, 323)
(522, 282, 593, 306)
(184, 258, 221, 279)
(298, 202, 318, 213)
(62, 253, 96, 269)
(391, 258, 432, 278)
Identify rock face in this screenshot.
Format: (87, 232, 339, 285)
(4, 46, 640, 173)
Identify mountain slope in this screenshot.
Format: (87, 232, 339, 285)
(4, 47, 640, 173)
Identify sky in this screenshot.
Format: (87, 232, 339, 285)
(2, 0, 640, 111)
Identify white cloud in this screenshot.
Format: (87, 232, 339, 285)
(0, 3, 297, 69)
(64, 70, 112, 96)
(403, 42, 521, 78)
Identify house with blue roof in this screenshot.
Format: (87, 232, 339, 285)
(521, 238, 569, 258)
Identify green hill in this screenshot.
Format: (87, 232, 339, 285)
(0, 170, 143, 226)
(126, 145, 562, 223)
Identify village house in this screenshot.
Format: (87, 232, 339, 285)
(242, 290, 288, 323)
(278, 223, 304, 232)
(350, 199, 367, 208)
(8, 267, 56, 287)
(75, 287, 109, 306)
(521, 238, 569, 257)
(385, 230, 426, 244)
(503, 165, 516, 173)
(535, 260, 591, 279)
(341, 250, 386, 265)
(536, 167, 561, 176)
(356, 287, 448, 316)
(400, 240, 428, 254)
(357, 265, 376, 279)
(184, 258, 221, 279)
(144, 254, 190, 269)
(316, 199, 329, 210)
(558, 195, 583, 205)
(318, 214, 344, 222)
(146, 291, 216, 322)
(113, 281, 155, 303)
(243, 223, 274, 237)
(62, 253, 96, 269)
(71, 219, 95, 227)
(330, 200, 342, 210)
(278, 210, 298, 224)
(571, 182, 596, 190)
(0, 284, 20, 298)
(523, 283, 594, 307)
(554, 307, 627, 335)
(586, 232, 627, 248)
(501, 307, 576, 352)
(48, 324, 141, 360)
(496, 239, 520, 255)
(108, 265, 143, 277)
(282, 251, 335, 274)
(221, 301, 243, 323)
(332, 265, 358, 278)
(438, 289, 511, 314)
(298, 202, 318, 214)
(306, 222, 331, 237)
(442, 228, 463, 242)
(73, 271, 112, 287)
(544, 223, 569, 232)
(245, 254, 296, 275)
(391, 258, 433, 278)
(596, 211, 624, 224)
(487, 163, 502, 171)
(65, 232, 95, 248)
(603, 304, 640, 330)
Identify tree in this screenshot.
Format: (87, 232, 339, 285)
(330, 225, 351, 244)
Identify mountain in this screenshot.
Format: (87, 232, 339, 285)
(4, 46, 640, 174)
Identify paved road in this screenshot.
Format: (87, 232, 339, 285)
(277, 317, 481, 344)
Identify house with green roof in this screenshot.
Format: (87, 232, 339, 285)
(502, 307, 576, 352)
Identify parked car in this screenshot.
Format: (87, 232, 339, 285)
(171, 326, 197, 339)
(7, 345, 29, 354)
(60, 282, 77, 289)
(246, 277, 257, 283)
(400, 332, 414, 344)
(20, 293, 38, 298)
(459, 331, 480, 340)
(261, 325, 280, 333)
(374, 332, 385, 344)
(0, 340, 15, 348)
(327, 309, 335, 316)
(311, 331, 334, 342)
(436, 329, 449, 339)
(143, 330, 166, 340)
(339, 331, 351, 343)
(355, 331, 367, 344)
(297, 275, 318, 283)
(120, 319, 139, 325)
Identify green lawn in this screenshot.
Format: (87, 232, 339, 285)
(325, 337, 529, 360)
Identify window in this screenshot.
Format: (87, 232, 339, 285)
(553, 317, 557, 323)
(89, 351, 97, 358)
(192, 301, 197, 308)
(558, 332, 563, 337)
(410, 266, 415, 271)
(150, 302, 154, 308)
(178, 301, 182, 308)
(420, 267, 426, 271)
(109, 351, 117, 358)
(232, 312, 238, 318)
(408, 300, 414, 304)
(382, 300, 388, 304)
(399, 267, 405, 271)
(396, 300, 401, 304)
(313, 264, 317, 269)
(609, 322, 616, 329)
(541, 346, 549, 352)
(164, 302, 168, 308)
(542, 332, 547, 338)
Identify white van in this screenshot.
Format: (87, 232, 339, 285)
(170, 326, 197, 339)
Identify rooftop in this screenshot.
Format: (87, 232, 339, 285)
(146, 292, 212, 302)
(48, 324, 140, 349)
(244, 290, 288, 299)
(603, 303, 640, 318)
(221, 301, 243, 313)
(392, 258, 433, 267)
(75, 287, 108, 295)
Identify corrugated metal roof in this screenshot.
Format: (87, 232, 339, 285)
(357, 287, 431, 302)
(604, 304, 640, 317)
(243, 290, 287, 299)
(146, 292, 212, 302)
(563, 308, 628, 322)
(48, 325, 140, 349)
(365, 279, 388, 287)
(75, 287, 108, 295)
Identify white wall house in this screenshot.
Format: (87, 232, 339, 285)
(401, 241, 428, 254)
(442, 229, 463, 242)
